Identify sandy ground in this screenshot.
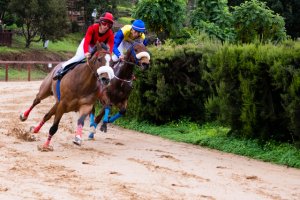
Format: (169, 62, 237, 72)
(0, 81, 299, 200)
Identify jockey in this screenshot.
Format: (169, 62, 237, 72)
(112, 19, 147, 62)
(53, 12, 114, 80)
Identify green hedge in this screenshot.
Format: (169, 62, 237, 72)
(207, 41, 300, 142)
(127, 42, 218, 124)
(127, 40, 300, 143)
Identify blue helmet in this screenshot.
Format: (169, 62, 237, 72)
(132, 19, 146, 33)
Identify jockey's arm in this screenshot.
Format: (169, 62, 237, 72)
(113, 30, 124, 58)
(107, 32, 114, 54)
(83, 25, 94, 54)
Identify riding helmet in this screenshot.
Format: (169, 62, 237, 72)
(99, 12, 114, 24)
(132, 19, 146, 33)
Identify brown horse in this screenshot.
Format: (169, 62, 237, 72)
(88, 41, 150, 139)
(20, 42, 110, 151)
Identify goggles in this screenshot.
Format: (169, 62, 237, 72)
(100, 21, 112, 28)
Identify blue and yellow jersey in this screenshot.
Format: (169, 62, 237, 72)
(113, 25, 146, 57)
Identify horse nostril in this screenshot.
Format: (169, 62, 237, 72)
(141, 63, 149, 70)
(101, 77, 110, 85)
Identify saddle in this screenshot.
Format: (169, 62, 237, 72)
(53, 60, 85, 80)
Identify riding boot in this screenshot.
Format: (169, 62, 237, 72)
(53, 68, 64, 80)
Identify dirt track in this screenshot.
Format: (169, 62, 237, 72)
(0, 81, 299, 200)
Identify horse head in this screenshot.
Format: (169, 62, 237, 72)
(90, 42, 113, 85)
(125, 41, 150, 70)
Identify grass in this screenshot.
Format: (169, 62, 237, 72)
(0, 32, 81, 53)
(0, 66, 48, 81)
(115, 118, 300, 168)
(117, 17, 134, 25)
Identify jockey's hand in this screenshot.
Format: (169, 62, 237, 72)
(119, 55, 125, 61)
(85, 52, 91, 60)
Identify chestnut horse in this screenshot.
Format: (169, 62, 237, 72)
(88, 41, 150, 139)
(20, 42, 111, 151)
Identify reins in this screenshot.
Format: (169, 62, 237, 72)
(87, 50, 110, 81)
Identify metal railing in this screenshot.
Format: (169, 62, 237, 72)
(0, 61, 61, 81)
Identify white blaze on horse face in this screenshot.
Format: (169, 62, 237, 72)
(105, 54, 111, 66)
(97, 66, 115, 80)
(136, 52, 150, 60)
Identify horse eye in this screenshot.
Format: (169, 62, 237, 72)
(97, 57, 102, 62)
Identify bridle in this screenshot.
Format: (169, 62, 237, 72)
(113, 42, 148, 85)
(87, 50, 110, 81)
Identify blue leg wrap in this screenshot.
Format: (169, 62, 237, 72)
(89, 113, 97, 128)
(103, 107, 110, 123)
(108, 112, 123, 123)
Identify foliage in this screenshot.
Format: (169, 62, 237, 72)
(232, 0, 286, 43)
(127, 39, 219, 124)
(190, 0, 235, 42)
(8, 0, 68, 48)
(0, 0, 9, 20)
(228, 0, 300, 39)
(78, 0, 117, 25)
(206, 42, 300, 143)
(132, 0, 186, 40)
(265, 0, 300, 39)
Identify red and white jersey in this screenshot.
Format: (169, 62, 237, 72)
(83, 23, 114, 54)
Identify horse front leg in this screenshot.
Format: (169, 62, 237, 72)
(100, 106, 111, 133)
(38, 103, 62, 152)
(88, 106, 104, 140)
(73, 104, 93, 146)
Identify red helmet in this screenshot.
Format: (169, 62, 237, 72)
(99, 12, 114, 24)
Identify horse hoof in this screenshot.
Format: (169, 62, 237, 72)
(19, 113, 27, 122)
(73, 136, 82, 146)
(88, 133, 95, 140)
(37, 144, 53, 152)
(100, 123, 107, 133)
(29, 134, 39, 141)
(29, 126, 39, 133)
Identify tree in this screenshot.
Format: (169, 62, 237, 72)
(8, 0, 68, 48)
(228, 0, 300, 39)
(0, 0, 9, 19)
(190, 0, 235, 42)
(132, 0, 186, 40)
(232, 0, 286, 43)
(265, 0, 300, 39)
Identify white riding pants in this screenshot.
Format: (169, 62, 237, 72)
(62, 38, 94, 68)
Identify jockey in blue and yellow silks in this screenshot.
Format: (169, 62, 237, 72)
(112, 19, 147, 62)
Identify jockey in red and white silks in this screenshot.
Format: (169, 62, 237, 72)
(62, 12, 114, 68)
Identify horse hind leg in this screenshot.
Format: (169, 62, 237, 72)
(108, 108, 126, 123)
(20, 77, 52, 121)
(88, 107, 104, 140)
(20, 98, 41, 121)
(31, 102, 58, 133)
